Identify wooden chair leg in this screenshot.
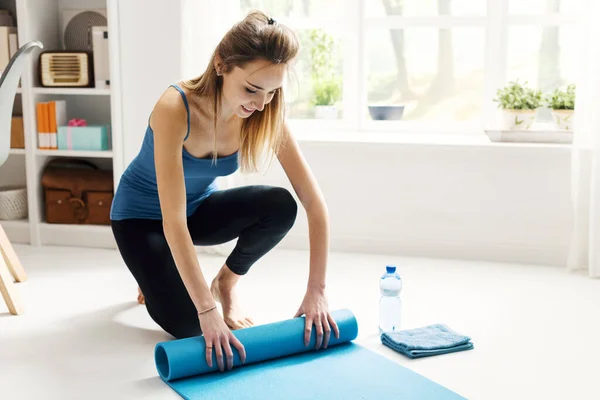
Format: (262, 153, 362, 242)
(0, 252, 23, 315)
(0, 224, 27, 282)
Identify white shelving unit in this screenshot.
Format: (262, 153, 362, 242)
(35, 149, 114, 158)
(0, 0, 123, 249)
(32, 87, 112, 95)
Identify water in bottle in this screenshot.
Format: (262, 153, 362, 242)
(379, 265, 402, 333)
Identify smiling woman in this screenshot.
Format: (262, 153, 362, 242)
(183, 58, 288, 170)
(180, 13, 298, 172)
(110, 9, 340, 374)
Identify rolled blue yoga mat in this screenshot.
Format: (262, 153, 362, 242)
(154, 309, 466, 399)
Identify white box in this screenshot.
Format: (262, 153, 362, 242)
(92, 26, 110, 89)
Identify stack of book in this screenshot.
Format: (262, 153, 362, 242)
(36, 100, 67, 150)
(0, 9, 18, 76)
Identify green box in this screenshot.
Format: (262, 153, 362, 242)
(57, 125, 110, 151)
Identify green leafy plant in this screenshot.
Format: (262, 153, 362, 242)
(309, 29, 341, 106)
(312, 78, 342, 106)
(493, 80, 543, 110)
(545, 84, 576, 110)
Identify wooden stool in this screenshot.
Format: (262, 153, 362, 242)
(0, 223, 27, 315)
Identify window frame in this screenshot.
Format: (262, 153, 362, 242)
(235, 0, 582, 138)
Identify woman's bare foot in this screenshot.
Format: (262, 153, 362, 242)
(137, 287, 145, 304)
(210, 265, 254, 330)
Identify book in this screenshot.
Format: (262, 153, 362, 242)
(8, 32, 17, 58)
(0, 26, 17, 72)
(37, 100, 67, 149)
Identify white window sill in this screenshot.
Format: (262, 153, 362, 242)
(293, 130, 573, 150)
(288, 120, 573, 149)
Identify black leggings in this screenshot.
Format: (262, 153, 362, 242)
(111, 185, 298, 339)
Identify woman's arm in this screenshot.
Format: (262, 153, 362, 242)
(276, 123, 340, 348)
(151, 91, 215, 313)
(152, 90, 246, 371)
(276, 125, 329, 291)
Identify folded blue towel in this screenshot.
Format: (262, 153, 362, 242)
(380, 324, 474, 359)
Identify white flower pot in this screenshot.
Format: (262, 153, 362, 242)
(502, 109, 537, 130)
(551, 109, 574, 131)
(314, 105, 337, 119)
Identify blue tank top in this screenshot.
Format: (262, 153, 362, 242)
(110, 84, 239, 220)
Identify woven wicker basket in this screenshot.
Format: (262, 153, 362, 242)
(0, 186, 28, 220)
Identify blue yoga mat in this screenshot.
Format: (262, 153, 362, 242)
(155, 309, 466, 399)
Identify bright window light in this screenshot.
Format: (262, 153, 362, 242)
(235, 0, 583, 136)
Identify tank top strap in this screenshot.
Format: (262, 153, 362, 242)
(169, 84, 191, 141)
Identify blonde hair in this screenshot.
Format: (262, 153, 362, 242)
(181, 10, 300, 172)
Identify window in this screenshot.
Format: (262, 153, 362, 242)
(365, 0, 486, 17)
(235, 0, 583, 135)
(239, 0, 348, 121)
(508, 0, 582, 16)
(365, 27, 486, 124)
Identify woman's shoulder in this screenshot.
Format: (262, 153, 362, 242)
(155, 83, 189, 108)
(149, 85, 190, 133)
(153, 84, 193, 116)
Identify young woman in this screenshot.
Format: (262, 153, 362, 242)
(110, 11, 340, 372)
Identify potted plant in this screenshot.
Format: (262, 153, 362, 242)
(493, 80, 543, 130)
(545, 84, 575, 131)
(312, 77, 341, 119)
(309, 29, 341, 119)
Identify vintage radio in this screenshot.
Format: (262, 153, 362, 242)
(39, 51, 94, 87)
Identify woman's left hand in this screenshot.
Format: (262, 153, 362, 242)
(294, 288, 340, 349)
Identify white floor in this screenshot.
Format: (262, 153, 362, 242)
(1, 245, 600, 400)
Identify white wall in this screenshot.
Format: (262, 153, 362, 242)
(116, 2, 574, 267)
(116, 0, 184, 168)
(236, 141, 573, 266)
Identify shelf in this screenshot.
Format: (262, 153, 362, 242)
(39, 222, 111, 233)
(1, 219, 30, 244)
(1, 219, 29, 228)
(32, 87, 111, 96)
(4, 0, 122, 250)
(39, 223, 116, 249)
(35, 149, 113, 158)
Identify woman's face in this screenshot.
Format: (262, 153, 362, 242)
(219, 59, 286, 119)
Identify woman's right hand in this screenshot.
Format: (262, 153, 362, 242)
(198, 308, 247, 371)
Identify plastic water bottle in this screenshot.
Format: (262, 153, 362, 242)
(379, 265, 402, 333)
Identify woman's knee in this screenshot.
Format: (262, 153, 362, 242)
(148, 306, 201, 339)
(262, 186, 298, 231)
(167, 322, 202, 340)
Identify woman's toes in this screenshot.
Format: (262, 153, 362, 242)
(137, 287, 145, 304)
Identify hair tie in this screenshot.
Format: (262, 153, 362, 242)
(268, 17, 276, 25)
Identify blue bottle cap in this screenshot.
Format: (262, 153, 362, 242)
(386, 265, 396, 273)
